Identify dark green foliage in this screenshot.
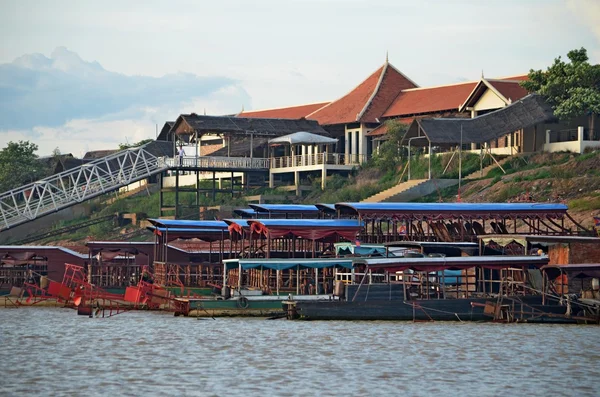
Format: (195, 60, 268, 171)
(0, 141, 46, 191)
(119, 138, 154, 150)
(521, 47, 600, 138)
(368, 120, 408, 171)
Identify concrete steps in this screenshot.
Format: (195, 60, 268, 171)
(362, 179, 427, 203)
(362, 179, 459, 203)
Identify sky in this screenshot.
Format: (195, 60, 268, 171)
(0, 0, 598, 157)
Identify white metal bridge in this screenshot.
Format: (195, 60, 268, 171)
(0, 148, 168, 232)
(0, 147, 272, 232)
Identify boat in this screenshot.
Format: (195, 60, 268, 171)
(285, 253, 599, 323)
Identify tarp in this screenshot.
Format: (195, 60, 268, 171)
(247, 219, 363, 241)
(268, 131, 338, 146)
(235, 258, 354, 271)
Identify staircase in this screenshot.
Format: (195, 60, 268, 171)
(362, 179, 428, 203)
(0, 147, 168, 231)
(362, 179, 460, 203)
(464, 157, 512, 180)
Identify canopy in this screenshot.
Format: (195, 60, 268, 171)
(249, 204, 320, 214)
(148, 219, 228, 229)
(316, 203, 336, 214)
(233, 208, 265, 218)
(247, 219, 363, 241)
(334, 242, 387, 257)
(353, 255, 549, 272)
(336, 202, 568, 219)
(225, 258, 354, 271)
(146, 226, 229, 242)
(268, 131, 338, 146)
(541, 263, 600, 279)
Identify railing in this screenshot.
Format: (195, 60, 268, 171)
(164, 156, 270, 170)
(0, 148, 167, 231)
(271, 153, 367, 169)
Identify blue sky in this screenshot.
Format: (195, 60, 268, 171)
(0, 0, 598, 156)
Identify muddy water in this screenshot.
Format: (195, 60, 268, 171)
(0, 308, 598, 396)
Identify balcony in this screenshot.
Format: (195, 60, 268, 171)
(270, 153, 367, 170)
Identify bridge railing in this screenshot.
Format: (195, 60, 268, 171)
(164, 156, 270, 169)
(0, 148, 167, 231)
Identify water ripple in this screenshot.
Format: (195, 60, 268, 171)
(0, 308, 598, 396)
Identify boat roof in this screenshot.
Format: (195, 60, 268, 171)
(335, 202, 568, 218)
(148, 219, 229, 229)
(541, 263, 600, 279)
(146, 226, 229, 242)
(224, 257, 354, 270)
(247, 219, 363, 241)
(354, 255, 549, 272)
(480, 235, 600, 245)
(249, 204, 320, 214)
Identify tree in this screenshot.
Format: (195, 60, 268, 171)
(0, 141, 42, 192)
(118, 138, 154, 151)
(371, 120, 409, 171)
(521, 47, 600, 140)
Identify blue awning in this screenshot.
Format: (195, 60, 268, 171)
(148, 219, 229, 229)
(249, 204, 320, 213)
(336, 202, 568, 217)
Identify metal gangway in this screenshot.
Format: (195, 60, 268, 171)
(0, 147, 168, 231)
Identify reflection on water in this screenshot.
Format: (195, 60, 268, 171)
(0, 308, 598, 396)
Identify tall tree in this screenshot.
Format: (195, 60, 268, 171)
(521, 47, 600, 140)
(0, 141, 42, 192)
(372, 120, 409, 171)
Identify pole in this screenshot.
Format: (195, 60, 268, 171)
(408, 139, 411, 181)
(458, 125, 463, 201)
(428, 141, 432, 180)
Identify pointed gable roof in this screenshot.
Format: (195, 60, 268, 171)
(458, 79, 529, 112)
(307, 61, 418, 126)
(238, 102, 330, 119)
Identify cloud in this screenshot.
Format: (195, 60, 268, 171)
(0, 47, 251, 156)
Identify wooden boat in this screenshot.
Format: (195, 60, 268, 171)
(286, 255, 599, 323)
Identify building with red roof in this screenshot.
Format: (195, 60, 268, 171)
(235, 59, 532, 163)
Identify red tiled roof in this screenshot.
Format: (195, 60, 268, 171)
(366, 118, 414, 137)
(487, 80, 529, 102)
(238, 102, 330, 119)
(499, 74, 528, 81)
(308, 62, 418, 125)
(382, 82, 477, 118)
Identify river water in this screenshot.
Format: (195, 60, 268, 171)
(0, 308, 598, 396)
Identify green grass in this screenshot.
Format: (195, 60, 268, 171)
(568, 195, 600, 211)
(576, 149, 599, 162)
